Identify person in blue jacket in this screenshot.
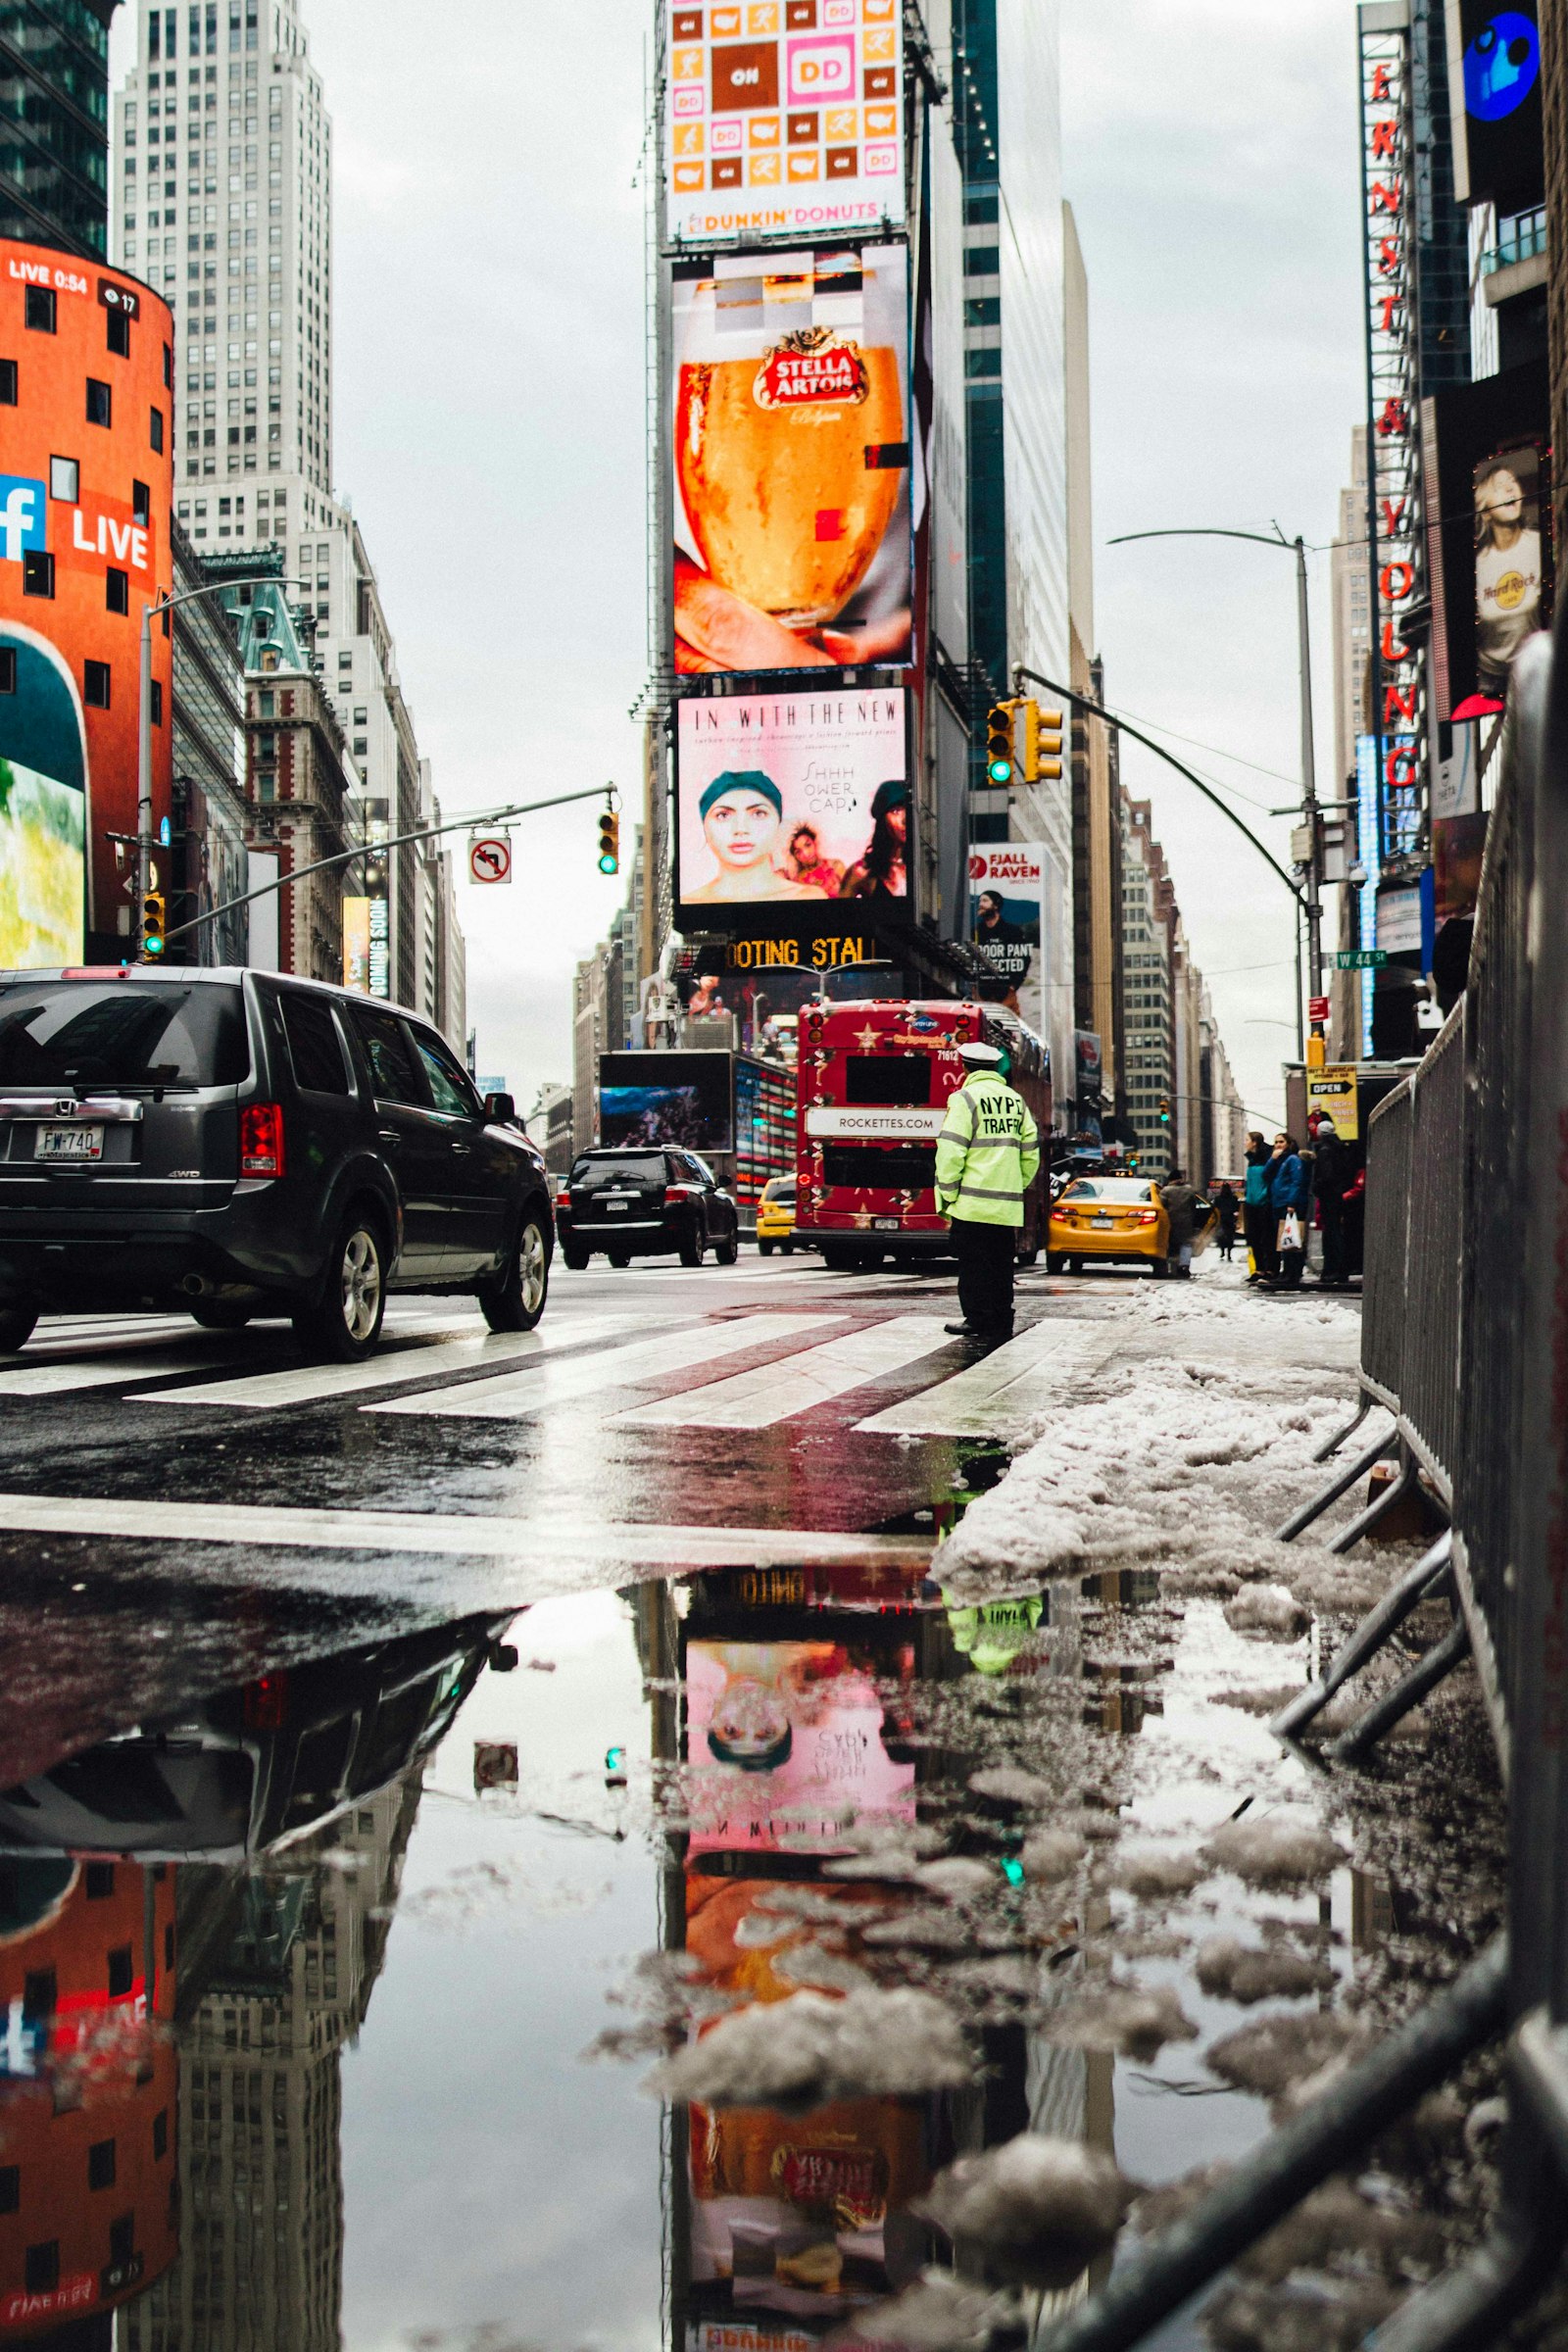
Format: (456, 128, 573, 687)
(1243, 1132, 1275, 1282)
(1266, 1131, 1311, 1289)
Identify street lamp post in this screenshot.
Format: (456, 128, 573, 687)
(1107, 525, 1325, 1042)
(134, 574, 307, 961)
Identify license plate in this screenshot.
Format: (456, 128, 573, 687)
(873, 1216, 901, 1231)
(605, 1200, 629, 1212)
(36, 1125, 104, 1162)
(1093, 1215, 1113, 1228)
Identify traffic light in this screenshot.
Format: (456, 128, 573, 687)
(1021, 702, 1065, 783)
(140, 891, 167, 958)
(597, 806, 619, 876)
(1158, 1096, 1171, 1127)
(985, 702, 1017, 786)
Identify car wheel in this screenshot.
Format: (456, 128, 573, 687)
(1047, 1253, 1066, 1275)
(561, 1245, 590, 1272)
(1015, 1246, 1040, 1269)
(759, 1239, 775, 1256)
(678, 1227, 705, 1269)
(715, 1231, 739, 1266)
(0, 1305, 38, 1352)
(1067, 1256, 1083, 1276)
(608, 1250, 631, 1269)
(477, 1214, 550, 1333)
(1151, 1255, 1170, 1279)
(782, 1240, 795, 1255)
(294, 1210, 387, 1362)
(189, 1301, 254, 1330)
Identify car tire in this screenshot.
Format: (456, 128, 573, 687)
(0, 1305, 38, 1352)
(715, 1231, 739, 1266)
(189, 1301, 254, 1330)
(782, 1240, 795, 1255)
(608, 1250, 630, 1269)
(477, 1213, 550, 1333)
(1047, 1253, 1066, 1275)
(759, 1239, 775, 1256)
(1067, 1256, 1083, 1276)
(294, 1209, 387, 1363)
(1151, 1255, 1170, 1279)
(678, 1227, 705, 1269)
(1015, 1246, 1040, 1268)
(561, 1245, 590, 1272)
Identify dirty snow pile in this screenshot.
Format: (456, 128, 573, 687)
(644, 1984, 973, 2111)
(917, 2132, 1134, 2286)
(931, 1281, 1356, 1600)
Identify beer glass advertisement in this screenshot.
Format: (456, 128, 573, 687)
(1429, 359, 1552, 717)
(665, 0, 906, 248)
(0, 632, 86, 969)
(599, 1051, 734, 1151)
(676, 687, 910, 928)
(684, 1640, 915, 1854)
(671, 243, 912, 675)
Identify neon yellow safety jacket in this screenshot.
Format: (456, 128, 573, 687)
(934, 1070, 1041, 1228)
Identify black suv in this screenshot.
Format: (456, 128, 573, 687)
(0, 967, 554, 1360)
(556, 1147, 740, 1269)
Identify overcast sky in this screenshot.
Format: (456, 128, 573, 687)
(113, 0, 1365, 1131)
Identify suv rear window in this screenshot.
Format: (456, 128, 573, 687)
(571, 1154, 665, 1187)
(0, 982, 250, 1089)
(278, 991, 350, 1095)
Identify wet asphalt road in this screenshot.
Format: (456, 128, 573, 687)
(0, 1252, 1512, 2351)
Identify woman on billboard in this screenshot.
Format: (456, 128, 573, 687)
(684, 771, 831, 906)
(1474, 455, 1545, 695)
(838, 780, 908, 901)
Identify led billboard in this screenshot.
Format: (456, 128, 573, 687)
(599, 1050, 735, 1151)
(1456, 1, 1542, 212)
(1427, 358, 1552, 717)
(672, 242, 910, 675)
(676, 685, 908, 928)
(0, 241, 174, 959)
(665, 0, 905, 247)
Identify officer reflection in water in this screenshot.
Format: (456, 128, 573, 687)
(934, 1038, 1041, 1345)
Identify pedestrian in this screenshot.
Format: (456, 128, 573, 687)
(1159, 1166, 1201, 1279)
(1243, 1131, 1276, 1283)
(934, 1038, 1042, 1344)
(1266, 1131, 1311, 1289)
(1309, 1115, 1352, 1289)
(1212, 1180, 1239, 1261)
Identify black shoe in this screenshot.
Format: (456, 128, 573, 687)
(944, 1320, 980, 1337)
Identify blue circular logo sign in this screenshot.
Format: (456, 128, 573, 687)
(1464, 11, 1541, 121)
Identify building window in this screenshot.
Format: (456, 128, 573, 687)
(86, 379, 113, 428)
(24, 288, 56, 333)
(107, 308, 131, 358)
(0, 360, 15, 405)
(106, 1946, 134, 1998)
(84, 662, 112, 710)
(0, 2170, 17, 2216)
(87, 2140, 117, 2191)
(24, 2244, 59, 2296)
(0, 650, 14, 694)
(107, 567, 129, 614)
(133, 480, 150, 524)
(153, 2108, 169, 2159)
(22, 553, 54, 599)
(150, 406, 166, 453)
(49, 456, 79, 504)
(150, 680, 164, 726)
(84, 1862, 115, 1898)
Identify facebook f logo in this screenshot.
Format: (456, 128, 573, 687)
(0, 478, 46, 565)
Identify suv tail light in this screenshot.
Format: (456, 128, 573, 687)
(665, 1183, 696, 1201)
(240, 1101, 286, 1179)
(555, 1189, 571, 1211)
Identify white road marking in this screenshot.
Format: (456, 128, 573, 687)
(0, 1490, 933, 1569)
(371, 1311, 846, 1421)
(146, 1314, 644, 1410)
(614, 1314, 954, 1430)
(0, 1347, 250, 1397)
(856, 1316, 1117, 1436)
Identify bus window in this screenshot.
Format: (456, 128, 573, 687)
(822, 1143, 937, 1189)
(845, 1054, 930, 1107)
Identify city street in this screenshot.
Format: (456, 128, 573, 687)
(0, 1259, 1509, 2344)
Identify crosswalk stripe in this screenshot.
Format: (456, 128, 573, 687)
(613, 1314, 954, 1430)
(0, 1346, 251, 1397)
(146, 1313, 644, 1410)
(370, 1311, 846, 1422)
(855, 1316, 1116, 1436)
(0, 1489, 934, 1569)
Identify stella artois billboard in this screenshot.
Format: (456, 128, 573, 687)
(664, 0, 906, 248)
(671, 240, 912, 675)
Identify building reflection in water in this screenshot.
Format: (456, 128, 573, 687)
(633, 1533, 1168, 2349)
(0, 1616, 509, 2350)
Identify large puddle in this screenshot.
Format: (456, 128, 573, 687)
(0, 1530, 1505, 2350)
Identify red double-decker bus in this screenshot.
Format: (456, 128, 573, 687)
(794, 999, 1053, 1270)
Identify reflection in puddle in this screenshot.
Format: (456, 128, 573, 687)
(0, 1537, 1504, 2348)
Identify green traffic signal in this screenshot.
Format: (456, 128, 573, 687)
(597, 808, 619, 875)
(985, 702, 1015, 787)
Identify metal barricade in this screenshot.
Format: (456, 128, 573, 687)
(1360, 1076, 1411, 1410)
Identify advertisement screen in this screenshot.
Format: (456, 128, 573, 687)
(1458, 0, 1542, 212)
(599, 1051, 734, 1151)
(672, 243, 910, 676)
(676, 687, 908, 926)
(684, 1639, 914, 1853)
(665, 0, 905, 247)
(1430, 360, 1551, 717)
(0, 634, 86, 968)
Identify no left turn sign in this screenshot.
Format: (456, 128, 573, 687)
(468, 835, 513, 885)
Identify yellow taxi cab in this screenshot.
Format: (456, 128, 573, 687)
(1048, 1175, 1171, 1275)
(756, 1175, 797, 1255)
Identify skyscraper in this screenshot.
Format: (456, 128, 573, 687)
(0, 0, 119, 259)
(111, 0, 465, 1036)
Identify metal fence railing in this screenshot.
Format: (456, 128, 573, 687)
(1036, 623, 1568, 2352)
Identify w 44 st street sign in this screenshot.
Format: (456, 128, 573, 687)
(1332, 949, 1388, 969)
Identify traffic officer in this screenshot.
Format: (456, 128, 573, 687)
(934, 1038, 1041, 1343)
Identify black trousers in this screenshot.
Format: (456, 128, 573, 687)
(954, 1217, 1016, 1336)
(1244, 1202, 1277, 1278)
